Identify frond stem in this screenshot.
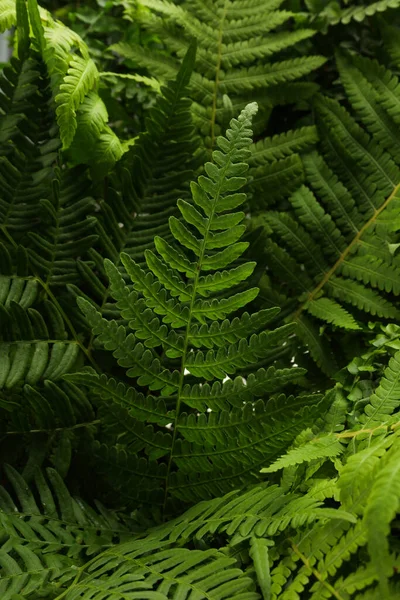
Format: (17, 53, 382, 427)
(290, 540, 345, 600)
(293, 182, 400, 319)
(161, 141, 239, 517)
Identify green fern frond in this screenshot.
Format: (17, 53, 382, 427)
(75, 43, 199, 329)
(27, 168, 98, 285)
(76, 103, 320, 509)
(0, 296, 80, 389)
(55, 54, 98, 149)
(115, 0, 324, 153)
(113, 0, 324, 205)
(0, 0, 15, 34)
(65, 540, 259, 600)
(261, 434, 345, 474)
(364, 439, 400, 596)
(248, 127, 318, 167)
(0, 465, 132, 598)
(320, 0, 400, 26)
(359, 350, 400, 428)
(149, 481, 355, 545)
(260, 50, 400, 372)
(0, 53, 56, 239)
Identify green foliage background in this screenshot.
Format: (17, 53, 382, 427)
(1, 0, 400, 598)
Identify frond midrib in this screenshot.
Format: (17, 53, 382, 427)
(294, 182, 400, 319)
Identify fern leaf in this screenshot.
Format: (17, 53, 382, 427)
(364, 441, 400, 596)
(55, 55, 98, 149)
(66, 540, 258, 599)
(65, 370, 172, 425)
(360, 351, 400, 428)
(221, 58, 326, 93)
(306, 297, 361, 330)
(324, 0, 400, 25)
(78, 104, 318, 507)
(261, 434, 345, 474)
(249, 127, 318, 167)
(260, 49, 400, 370)
(338, 436, 394, 511)
(0, 0, 15, 33)
(250, 537, 273, 600)
(116, 0, 324, 155)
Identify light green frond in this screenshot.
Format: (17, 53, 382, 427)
(261, 434, 345, 474)
(152, 481, 354, 545)
(338, 436, 394, 511)
(100, 71, 161, 92)
(66, 540, 259, 600)
(324, 0, 400, 25)
(359, 351, 400, 428)
(0, 0, 16, 33)
(364, 440, 400, 595)
(55, 55, 98, 149)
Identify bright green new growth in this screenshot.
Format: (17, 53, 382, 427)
(76, 103, 321, 508)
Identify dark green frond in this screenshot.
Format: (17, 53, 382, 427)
(76, 104, 315, 510)
(260, 51, 400, 372)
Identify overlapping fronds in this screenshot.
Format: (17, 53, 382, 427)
(0, 464, 133, 599)
(251, 345, 400, 599)
(0, 34, 99, 317)
(70, 43, 200, 338)
(0, 51, 55, 240)
(3, 2, 400, 599)
(3, 0, 124, 170)
(72, 103, 321, 511)
(112, 0, 324, 202)
(117, 0, 324, 144)
(259, 50, 400, 373)
(58, 342, 400, 599)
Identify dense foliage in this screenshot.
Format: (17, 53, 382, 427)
(2, 0, 400, 598)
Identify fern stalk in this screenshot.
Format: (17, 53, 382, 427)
(294, 182, 400, 320)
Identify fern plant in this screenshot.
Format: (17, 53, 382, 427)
(0, 0, 156, 172)
(2, 331, 398, 599)
(117, 0, 326, 144)
(257, 48, 400, 374)
(69, 40, 200, 339)
(2, 1, 400, 598)
(111, 0, 325, 203)
(0, 2, 102, 476)
(70, 103, 323, 513)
